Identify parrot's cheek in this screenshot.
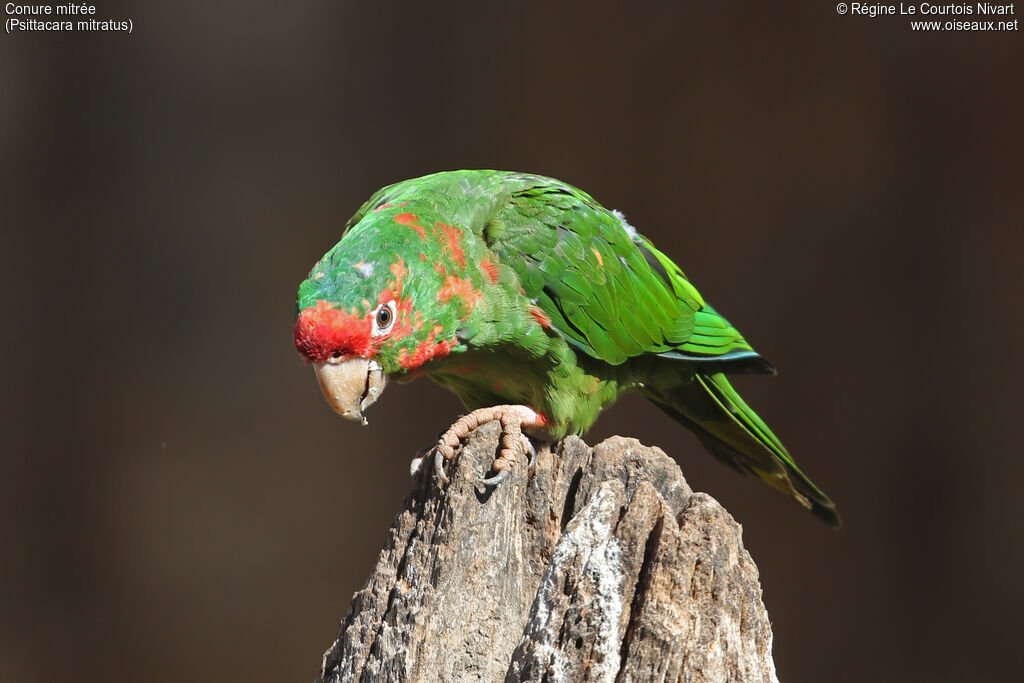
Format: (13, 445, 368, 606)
(312, 358, 387, 426)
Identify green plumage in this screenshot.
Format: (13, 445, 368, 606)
(295, 170, 839, 526)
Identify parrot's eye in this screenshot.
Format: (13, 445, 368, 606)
(372, 301, 397, 336)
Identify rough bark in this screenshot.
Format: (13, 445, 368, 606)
(317, 422, 779, 683)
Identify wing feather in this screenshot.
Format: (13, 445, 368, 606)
(483, 175, 766, 370)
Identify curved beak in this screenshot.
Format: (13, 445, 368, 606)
(312, 358, 387, 425)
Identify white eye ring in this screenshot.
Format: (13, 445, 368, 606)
(371, 300, 397, 336)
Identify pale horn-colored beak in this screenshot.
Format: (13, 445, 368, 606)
(312, 358, 387, 425)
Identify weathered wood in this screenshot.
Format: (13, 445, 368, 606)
(317, 421, 779, 683)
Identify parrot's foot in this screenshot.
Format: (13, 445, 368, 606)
(432, 405, 545, 486)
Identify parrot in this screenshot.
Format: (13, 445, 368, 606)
(293, 170, 839, 527)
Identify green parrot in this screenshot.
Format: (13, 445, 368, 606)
(294, 170, 839, 527)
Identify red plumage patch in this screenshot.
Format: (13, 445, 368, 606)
(480, 257, 499, 284)
(438, 274, 481, 313)
(390, 258, 407, 280)
(394, 212, 426, 240)
(294, 300, 374, 361)
(385, 295, 415, 342)
(399, 327, 455, 369)
(379, 257, 406, 303)
(530, 305, 551, 329)
(435, 222, 466, 268)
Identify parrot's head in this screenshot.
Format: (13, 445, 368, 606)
(293, 206, 485, 424)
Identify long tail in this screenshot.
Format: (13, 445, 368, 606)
(647, 371, 840, 527)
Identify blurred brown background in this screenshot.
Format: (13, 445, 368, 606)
(2, 2, 1022, 681)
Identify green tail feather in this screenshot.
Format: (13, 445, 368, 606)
(648, 372, 840, 528)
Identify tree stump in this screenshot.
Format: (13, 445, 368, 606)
(317, 421, 779, 683)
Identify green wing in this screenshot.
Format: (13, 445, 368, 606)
(481, 175, 836, 525)
(485, 177, 766, 370)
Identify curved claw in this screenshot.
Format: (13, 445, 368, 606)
(522, 435, 537, 469)
(433, 448, 450, 484)
(480, 468, 510, 487)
